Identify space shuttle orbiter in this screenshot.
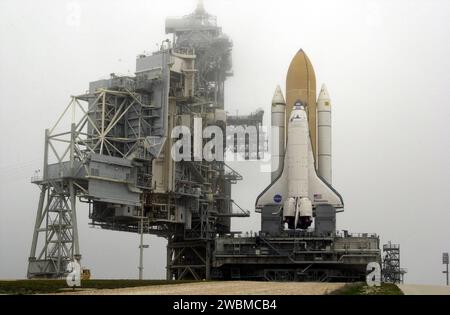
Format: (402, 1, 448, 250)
(255, 50, 344, 230)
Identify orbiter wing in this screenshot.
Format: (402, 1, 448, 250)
(255, 159, 288, 209)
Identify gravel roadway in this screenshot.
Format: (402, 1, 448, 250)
(57, 281, 345, 295)
(398, 284, 450, 295)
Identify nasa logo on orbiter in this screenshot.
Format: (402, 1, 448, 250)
(273, 194, 282, 204)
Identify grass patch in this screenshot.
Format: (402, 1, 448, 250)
(0, 279, 197, 295)
(330, 282, 403, 295)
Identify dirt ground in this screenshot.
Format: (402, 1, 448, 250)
(398, 284, 450, 295)
(56, 281, 346, 295)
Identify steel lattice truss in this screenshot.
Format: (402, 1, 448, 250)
(382, 242, 407, 284)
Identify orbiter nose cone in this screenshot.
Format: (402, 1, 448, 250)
(286, 49, 316, 94)
(272, 85, 286, 106)
(318, 84, 330, 101)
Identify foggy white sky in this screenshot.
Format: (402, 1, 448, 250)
(1, 0, 449, 285)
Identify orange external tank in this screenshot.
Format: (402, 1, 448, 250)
(286, 49, 317, 162)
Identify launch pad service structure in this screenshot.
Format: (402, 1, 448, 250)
(27, 2, 381, 282)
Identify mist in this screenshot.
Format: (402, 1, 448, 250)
(1, 0, 449, 285)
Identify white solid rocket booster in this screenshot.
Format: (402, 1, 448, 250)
(317, 84, 332, 184)
(271, 85, 286, 182)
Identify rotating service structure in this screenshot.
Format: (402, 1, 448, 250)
(27, 2, 255, 280)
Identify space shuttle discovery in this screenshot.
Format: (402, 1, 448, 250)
(256, 50, 344, 230)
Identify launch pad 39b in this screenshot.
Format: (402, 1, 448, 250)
(27, 1, 382, 282)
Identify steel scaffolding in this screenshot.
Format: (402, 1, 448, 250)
(382, 242, 407, 284)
